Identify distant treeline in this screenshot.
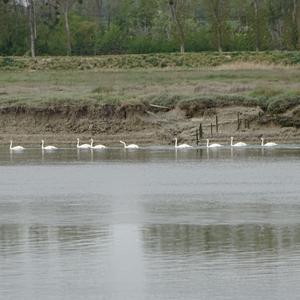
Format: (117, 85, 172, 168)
(0, 0, 300, 57)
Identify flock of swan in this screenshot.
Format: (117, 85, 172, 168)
(177, 137, 277, 149)
(9, 137, 278, 151)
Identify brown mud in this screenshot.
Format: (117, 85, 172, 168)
(0, 102, 299, 146)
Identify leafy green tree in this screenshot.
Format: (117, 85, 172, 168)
(0, 2, 23, 54)
(73, 19, 97, 55)
(1, 0, 300, 55)
(291, 0, 300, 49)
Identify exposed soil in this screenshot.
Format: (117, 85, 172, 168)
(0, 102, 299, 146)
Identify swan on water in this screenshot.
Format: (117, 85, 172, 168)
(120, 141, 139, 149)
(77, 138, 91, 149)
(174, 138, 193, 149)
(90, 138, 106, 149)
(9, 140, 24, 151)
(230, 137, 247, 147)
(206, 139, 222, 148)
(261, 138, 277, 147)
(41, 140, 57, 150)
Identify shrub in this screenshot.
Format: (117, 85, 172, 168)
(267, 96, 300, 114)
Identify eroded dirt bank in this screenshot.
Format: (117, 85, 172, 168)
(0, 102, 299, 146)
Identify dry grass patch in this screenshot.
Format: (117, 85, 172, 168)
(213, 61, 297, 71)
(194, 83, 254, 94)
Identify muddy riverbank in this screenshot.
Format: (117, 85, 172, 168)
(0, 102, 299, 146)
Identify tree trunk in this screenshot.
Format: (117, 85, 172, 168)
(217, 24, 222, 52)
(28, 0, 35, 58)
(210, 1, 223, 52)
(253, 0, 260, 51)
(180, 43, 185, 53)
(63, 0, 72, 55)
(292, 0, 299, 49)
(169, 1, 185, 53)
(95, 0, 102, 24)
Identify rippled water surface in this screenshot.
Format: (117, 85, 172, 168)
(0, 146, 300, 299)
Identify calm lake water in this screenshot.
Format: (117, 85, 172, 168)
(0, 145, 300, 300)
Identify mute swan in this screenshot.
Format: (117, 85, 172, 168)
(9, 140, 24, 151)
(77, 138, 91, 149)
(261, 138, 277, 147)
(174, 138, 193, 149)
(41, 140, 57, 150)
(206, 139, 222, 148)
(231, 137, 247, 147)
(90, 138, 106, 149)
(120, 141, 139, 149)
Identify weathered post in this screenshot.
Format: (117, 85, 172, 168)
(237, 112, 241, 130)
(199, 123, 203, 139)
(246, 119, 250, 129)
(216, 115, 219, 133)
(196, 129, 199, 145)
(210, 123, 213, 137)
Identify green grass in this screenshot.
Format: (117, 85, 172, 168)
(0, 64, 300, 113)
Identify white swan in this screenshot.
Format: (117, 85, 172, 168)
(41, 140, 57, 150)
(231, 137, 247, 147)
(9, 140, 24, 151)
(77, 138, 91, 149)
(261, 138, 277, 147)
(174, 138, 193, 149)
(90, 138, 106, 149)
(120, 141, 139, 149)
(206, 139, 222, 148)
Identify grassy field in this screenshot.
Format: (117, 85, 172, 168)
(1, 62, 300, 114)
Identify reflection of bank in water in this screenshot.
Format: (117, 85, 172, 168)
(141, 223, 300, 257)
(0, 223, 111, 255)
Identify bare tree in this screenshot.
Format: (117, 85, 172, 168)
(252, 0, 262, 51)
(61, 0, 72, 55)
(54, 0, 77, 55)
(27, 0, 36, 57)
(168, 0, 193, 53)
(94, 0, 102, 25)
(14, 0, 36, 57)
(204, 0, 229, 52)
(292, 0, 299, 49)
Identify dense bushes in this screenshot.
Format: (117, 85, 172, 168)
(1, 0, 300, 56)
(1, 52, 300, 71)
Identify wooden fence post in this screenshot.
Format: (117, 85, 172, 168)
(237, 112, 241, 130)
(199, 123, 203, 139)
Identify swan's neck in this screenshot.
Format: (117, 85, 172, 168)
(10, 141, 12, 149)
(206, 139, 209, 147)
(77, 139, 79, 147)
(261, 139, 264, 146)
(42, 141, 44, 149)
(175, 138, 177, 148)
(90, 140, 93, 147)
(231, 138, 233, 146)
(120, 141, 126, 148)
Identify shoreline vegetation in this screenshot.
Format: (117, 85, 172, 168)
(0, 52, 299, 145)
(1, 52, 300, 70)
